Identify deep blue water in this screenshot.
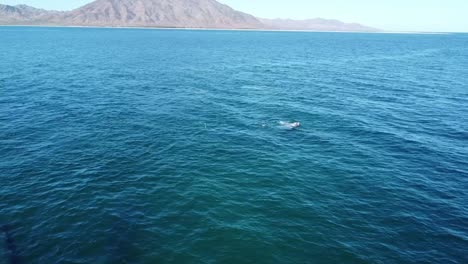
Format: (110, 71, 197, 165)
(0, 27, 467, 264)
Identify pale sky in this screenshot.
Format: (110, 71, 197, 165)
(1, 0, 467, 32)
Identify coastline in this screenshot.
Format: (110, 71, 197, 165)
(0, 24, 453, 35)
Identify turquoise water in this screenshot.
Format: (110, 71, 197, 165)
(0, 27, 467, 264)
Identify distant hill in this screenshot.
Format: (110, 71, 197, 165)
(0, 4, 61, 24)
(260, 18, 377, 32)
(0, 0, 379, 32)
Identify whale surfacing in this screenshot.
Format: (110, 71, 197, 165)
(279, 121, 301, 129)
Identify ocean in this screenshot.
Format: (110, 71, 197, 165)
(0, 27, 467, 264)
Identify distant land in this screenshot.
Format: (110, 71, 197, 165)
(0, 0, 379, 32)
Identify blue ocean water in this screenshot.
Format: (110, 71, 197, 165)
(0, 26, 467, 264)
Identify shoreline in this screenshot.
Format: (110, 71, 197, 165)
(0, 24, 454, 35)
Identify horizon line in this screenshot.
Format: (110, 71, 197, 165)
(0, 24, 462, 34)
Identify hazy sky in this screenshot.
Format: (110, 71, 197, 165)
(1, 0, 467, 32)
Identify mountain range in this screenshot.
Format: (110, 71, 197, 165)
(0, 0, 378, 32)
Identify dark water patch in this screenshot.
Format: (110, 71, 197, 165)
(1, 225, 20, 264)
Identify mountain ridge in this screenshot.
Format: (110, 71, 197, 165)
(0, 0, 378, 32)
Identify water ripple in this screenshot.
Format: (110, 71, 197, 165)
(0, 27, 467, 264)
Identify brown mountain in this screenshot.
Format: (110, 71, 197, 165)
(61, 0, 263, 28)
(0, 0, 378, 31)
